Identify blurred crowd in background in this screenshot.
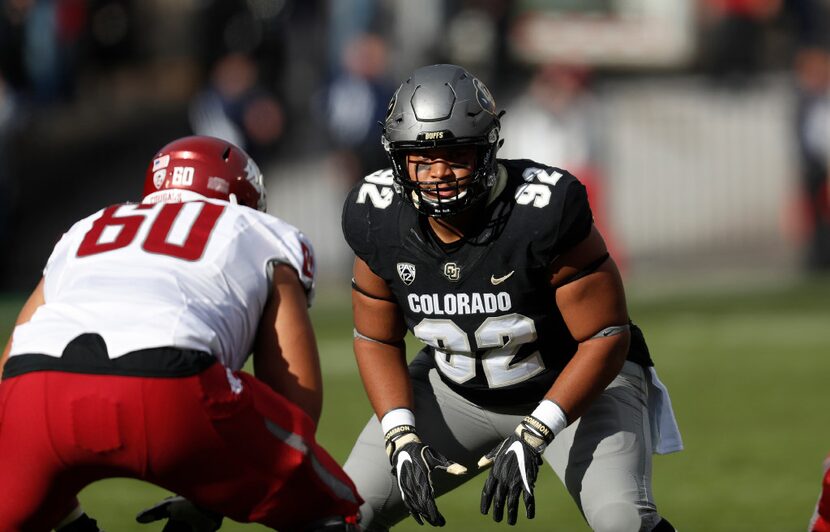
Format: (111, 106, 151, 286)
(0, 0, 829, 291)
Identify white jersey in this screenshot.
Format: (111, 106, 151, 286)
(8, 199, 315, 371)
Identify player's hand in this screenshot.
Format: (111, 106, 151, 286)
(135, 495, 223, 532)
(384, 425, 467, 526)
(478, 416, 554, 525)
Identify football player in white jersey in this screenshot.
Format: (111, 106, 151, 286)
(340, 64, 682, 531)
(0, 136, 361, 531)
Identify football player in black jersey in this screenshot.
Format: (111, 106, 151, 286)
(341, 64, 683, 531)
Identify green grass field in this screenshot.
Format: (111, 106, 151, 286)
(2, 275, 829, 531)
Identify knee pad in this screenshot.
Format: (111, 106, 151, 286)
(586, 501, 641, 532)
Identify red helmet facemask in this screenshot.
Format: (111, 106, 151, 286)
(142, 136, 267, 212)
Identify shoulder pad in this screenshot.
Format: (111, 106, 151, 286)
(342, 169, 402, 266)
(503, 161, 593, 266)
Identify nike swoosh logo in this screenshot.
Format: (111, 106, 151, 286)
(506, 441, 532, 493)
(490, 271, 514, 285)
(396, 451, 413, 499)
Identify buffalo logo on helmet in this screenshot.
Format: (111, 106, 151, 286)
(472, 78, 496, 114)
(397, 262, 416, 285)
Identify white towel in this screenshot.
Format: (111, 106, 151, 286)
(646, 367, 684, 454)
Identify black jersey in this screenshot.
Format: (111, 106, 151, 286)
(342, 159, 652, 406)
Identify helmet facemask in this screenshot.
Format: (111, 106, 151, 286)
(387, 135, 499, 218)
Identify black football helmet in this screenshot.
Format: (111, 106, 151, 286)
(382, 64, 503, 217)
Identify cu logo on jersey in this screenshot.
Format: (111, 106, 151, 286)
(397, 262, 416, 285)
(443, 262, 461, 282)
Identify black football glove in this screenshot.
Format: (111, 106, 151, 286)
(135, 495, 223, 532)
(384, 425, 467, 526)
(478, 416, 554, 525)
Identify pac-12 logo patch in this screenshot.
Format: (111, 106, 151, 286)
(397, 262, 416, 285)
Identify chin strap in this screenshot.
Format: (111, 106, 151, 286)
(484, 164, 508, 207)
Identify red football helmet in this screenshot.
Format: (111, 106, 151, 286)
(142, 136, 267, 211)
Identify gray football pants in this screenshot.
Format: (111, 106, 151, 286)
(343, 351, 664, 532)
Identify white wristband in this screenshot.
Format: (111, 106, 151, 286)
(381, 408, 416, 434)
(531, 400, 568, 437)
